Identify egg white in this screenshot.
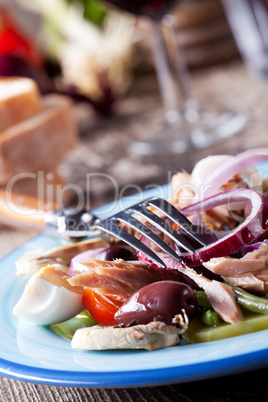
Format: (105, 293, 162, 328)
(13, 274, 84, 325)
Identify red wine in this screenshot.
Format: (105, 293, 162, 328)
(106, 0, 177, 19)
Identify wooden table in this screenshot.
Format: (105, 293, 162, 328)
(1, 62, 268, 401)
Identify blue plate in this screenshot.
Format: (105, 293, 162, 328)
(1, 161, 268, 388)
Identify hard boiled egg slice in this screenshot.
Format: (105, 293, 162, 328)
(13, 266, 84, 325)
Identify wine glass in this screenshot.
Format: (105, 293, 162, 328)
(221, 0, 268, 79)
(104, 0, 248, 155)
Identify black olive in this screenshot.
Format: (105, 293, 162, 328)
(96, 246, 137, 261)
(114, 280, 197, 326)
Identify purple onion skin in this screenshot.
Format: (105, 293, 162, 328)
(240, 239, 268, 256)
(114, 281, 197, 326)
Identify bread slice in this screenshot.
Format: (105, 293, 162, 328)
(0, 94, 78, 185)
(0, 77, 42, 132)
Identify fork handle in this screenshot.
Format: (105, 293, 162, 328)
(0, 189, 57, 231)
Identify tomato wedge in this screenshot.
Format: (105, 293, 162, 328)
(82, 288, 122, 326)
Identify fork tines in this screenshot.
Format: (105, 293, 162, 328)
(94, 197, 208, 268)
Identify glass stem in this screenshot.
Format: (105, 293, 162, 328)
(163, 14, 199, 121)
(150, 19, 181, 124)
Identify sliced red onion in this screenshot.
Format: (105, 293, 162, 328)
(191, 154, 232, 190)
(197, 148, 268, 200)
(139, 189, 268, 268)
(181, 189, 268, 265)
(239, 239, 268, 256)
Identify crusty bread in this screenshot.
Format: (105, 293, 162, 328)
(0, 94, 78, 185)
(0, 77, 42, 132)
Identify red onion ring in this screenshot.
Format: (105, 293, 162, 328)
(139, 189, 268, 268)
(198, 148, 268, 200)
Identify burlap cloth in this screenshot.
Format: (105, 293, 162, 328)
(1, 62, 268, 401)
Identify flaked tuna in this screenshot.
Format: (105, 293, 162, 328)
(176, 264, 243, 324)
(15, 237, 109, 276)
(203, 244, 268, 294)
(68, 259, 181, 301)
(171, 171, 195, 210)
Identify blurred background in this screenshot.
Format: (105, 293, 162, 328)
(0, 0, 268, 210)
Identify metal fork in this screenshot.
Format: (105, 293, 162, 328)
(9, 195, 208, 269)
(90, 197, 208, 268)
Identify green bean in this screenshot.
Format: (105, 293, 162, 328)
(226, 283, 268, 315)
(195, 291, 220, 326)
(183, 313, 268, 343)
(200, 309, 221, 327)
(196, 285, 268, 315)
(194, 290, 212, 308)
(50, 309, 96, 340)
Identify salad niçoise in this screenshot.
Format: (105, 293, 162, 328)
(13, 148, 268, 351)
